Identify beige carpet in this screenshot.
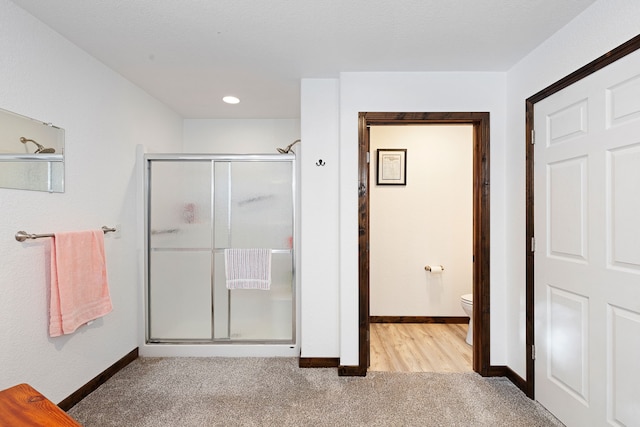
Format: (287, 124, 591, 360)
(68, 357, 563, 426)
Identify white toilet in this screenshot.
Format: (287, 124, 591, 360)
(460, 294, 473, 345)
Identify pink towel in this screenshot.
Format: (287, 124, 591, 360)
(49, 230, 113, 337)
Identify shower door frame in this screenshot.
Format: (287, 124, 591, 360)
(143, 153, 297, 345)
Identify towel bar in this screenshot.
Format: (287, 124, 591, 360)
(15, 226, 116, 242)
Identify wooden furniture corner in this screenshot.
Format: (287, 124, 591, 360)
(0, 383, 81, 426)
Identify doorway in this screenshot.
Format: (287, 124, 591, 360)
(352, 112, 491, 377)
(368, 124, 473, 372)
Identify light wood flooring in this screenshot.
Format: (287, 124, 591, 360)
(369, 323, 472, 372)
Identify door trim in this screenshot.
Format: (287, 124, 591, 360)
(525, 34, 640, 399)
(354, 112, 491, 377)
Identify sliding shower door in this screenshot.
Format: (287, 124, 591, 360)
(148, 160, 213, 340)
(146, 155, 295, 344)
(212, 161, 294, 341)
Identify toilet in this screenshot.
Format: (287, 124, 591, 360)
(460, 294, 473, 345)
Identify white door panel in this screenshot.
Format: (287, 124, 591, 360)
(607, 305, 640, 426)
(608, 144, 640, 270)
(547, 156, 589, 262)
(535, 47, 640, 427)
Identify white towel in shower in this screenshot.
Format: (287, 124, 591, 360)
(224, 248, 272, 290)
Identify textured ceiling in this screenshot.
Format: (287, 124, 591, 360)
(11, 0, 597, 118)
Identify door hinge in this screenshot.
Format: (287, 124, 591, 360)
(532, 345, 536, 360)
(366, 152, 370, 163)
(531, 237, 536, 252)
(531, 129, 535, 145)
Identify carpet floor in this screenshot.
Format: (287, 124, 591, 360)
(68, 357, 564, 426)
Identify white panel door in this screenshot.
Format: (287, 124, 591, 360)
(535, 49, 640, 427)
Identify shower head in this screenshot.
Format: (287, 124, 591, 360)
(276, 139, 300, 154)
(20, 137, 56, 154)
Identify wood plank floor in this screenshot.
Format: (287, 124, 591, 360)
(369, 323, 472, 372)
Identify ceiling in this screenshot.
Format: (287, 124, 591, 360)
(11, 0, 597, 119)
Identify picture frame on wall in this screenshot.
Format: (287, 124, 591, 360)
(376, 149, 407, 185)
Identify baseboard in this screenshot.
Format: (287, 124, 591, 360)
(486, 365, 527, 395)
(58, 347, 139, 411)
(298, 357, 340, 368)
(337, 365, 367, 377)
(370, 316, 469, 324)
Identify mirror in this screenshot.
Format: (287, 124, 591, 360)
(0, 107, 64, 192)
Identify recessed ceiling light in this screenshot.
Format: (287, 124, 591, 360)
(222, 96, 240, 104)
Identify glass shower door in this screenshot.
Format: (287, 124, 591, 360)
(213, 160, 294, 342)
(146, 155, 295, 344)
(148, 160, 213, 341)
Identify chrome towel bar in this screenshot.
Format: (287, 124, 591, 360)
(15, 226, 116, 242)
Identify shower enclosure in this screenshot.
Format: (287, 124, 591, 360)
(144, 154, 296, 351)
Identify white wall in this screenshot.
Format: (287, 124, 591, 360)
(183, 119, 300, 153)
(299, 79, 340, 358)
(504, 0, 640, 377)
(301, 72, 507, 366)
(0, 0, 182, 403)
(369, 126, 473, 317)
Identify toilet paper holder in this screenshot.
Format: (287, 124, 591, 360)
(424, 265, 444, 272)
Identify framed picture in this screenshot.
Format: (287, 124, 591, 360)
(376, 149, 407, 185)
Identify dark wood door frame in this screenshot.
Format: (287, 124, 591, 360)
(344, 111, 492, 377)
(524, 34, 640, 399)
